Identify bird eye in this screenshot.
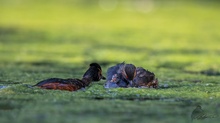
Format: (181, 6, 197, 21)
(125, 75, 128, 79)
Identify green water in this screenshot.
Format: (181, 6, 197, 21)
(0, 0, 220, 123)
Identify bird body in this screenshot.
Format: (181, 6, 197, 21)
(133, 67, 158, 88)
(105, 62, 157, 88)
(34, 78, 86, 91)
(105, 63, 126, 88)
(34, 63, 105, 91)
(105, 62, 136, 88)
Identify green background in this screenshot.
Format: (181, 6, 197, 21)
(0, 0, 220, 123)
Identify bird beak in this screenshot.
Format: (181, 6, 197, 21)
(101, 75, 106, 80)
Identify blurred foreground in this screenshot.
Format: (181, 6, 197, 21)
(0, 0, 220, 123)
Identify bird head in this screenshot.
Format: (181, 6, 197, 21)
(122, 64, 136, 86)
(83, 63, 106, 81)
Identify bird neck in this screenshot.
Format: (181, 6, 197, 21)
(81, 76, 93, 86)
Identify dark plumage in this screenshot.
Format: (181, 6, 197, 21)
(105, 62, 158, 88)
(133, 67, 158, 88)
(105, 62, 136, 88)
(34, 63, 105, 91)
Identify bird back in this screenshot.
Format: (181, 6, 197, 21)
(133, 67, 157, 88)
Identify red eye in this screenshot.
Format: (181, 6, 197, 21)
(125, 75, 128, 79)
